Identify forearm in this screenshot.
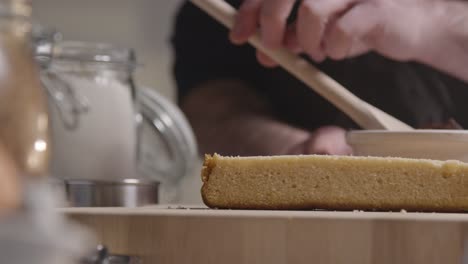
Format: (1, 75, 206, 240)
(419, 1, 468, 83)
(180, 79, 311, 156)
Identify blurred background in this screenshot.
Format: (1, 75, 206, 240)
(33, 0, 203, 204)
(33, 0, 183, 100)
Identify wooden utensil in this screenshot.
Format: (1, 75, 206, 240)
(189, 0, 413, 131)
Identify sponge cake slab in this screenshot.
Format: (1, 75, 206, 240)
(201, 154, 468, 211)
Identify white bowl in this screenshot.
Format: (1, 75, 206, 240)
(346, 130, 468, 162)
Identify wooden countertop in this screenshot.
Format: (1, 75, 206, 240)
(61, 205, 468, 264)
(61, 205, 468, 221)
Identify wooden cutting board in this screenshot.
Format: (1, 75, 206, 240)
(62, 206, 468, 264)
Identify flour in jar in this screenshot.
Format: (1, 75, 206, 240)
(47, 73, 137, 180)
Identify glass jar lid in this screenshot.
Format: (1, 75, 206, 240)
(51, 41, 136, 66)
(136, 87, 198, 185)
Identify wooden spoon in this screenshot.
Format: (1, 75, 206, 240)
(189, 0, 413, 131)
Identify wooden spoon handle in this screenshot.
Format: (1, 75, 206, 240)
(190, 0, 413, 130)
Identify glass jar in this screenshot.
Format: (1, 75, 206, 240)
(37, 40, 198, 201)
(40, 41, 138, 181)
(0, 0, 49, 176)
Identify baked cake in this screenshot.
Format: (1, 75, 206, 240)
(201, 154, 468, 211)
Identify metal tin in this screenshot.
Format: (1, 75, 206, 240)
(65, 179, 159, 207)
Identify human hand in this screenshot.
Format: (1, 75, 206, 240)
(230, 0, 442, 67)
(288, 126, 352, 155)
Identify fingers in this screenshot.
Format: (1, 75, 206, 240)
(256, 50, 278, 68)
(284, 22, 302, 53)
(297, 0, 356, 61)
(259, 0, 296, 49)
(323, 3, 376, 59)
(231, 0, 295, 47)
(306, 126, 353, 155)
(257, 23, 302, 68)
(230, 0, 263, 45)
(232, 0, 375, 66)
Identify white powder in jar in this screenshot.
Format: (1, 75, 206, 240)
(47, 73, 137, 180)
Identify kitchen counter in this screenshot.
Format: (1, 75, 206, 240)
(62, 206, 468, 264)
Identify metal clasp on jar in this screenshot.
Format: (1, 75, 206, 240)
(81, 245, 141, 264)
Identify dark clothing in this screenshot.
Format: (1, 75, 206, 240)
(171, 0, 468, 130)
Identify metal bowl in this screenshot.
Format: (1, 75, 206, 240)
(65, 179, 159, 207)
